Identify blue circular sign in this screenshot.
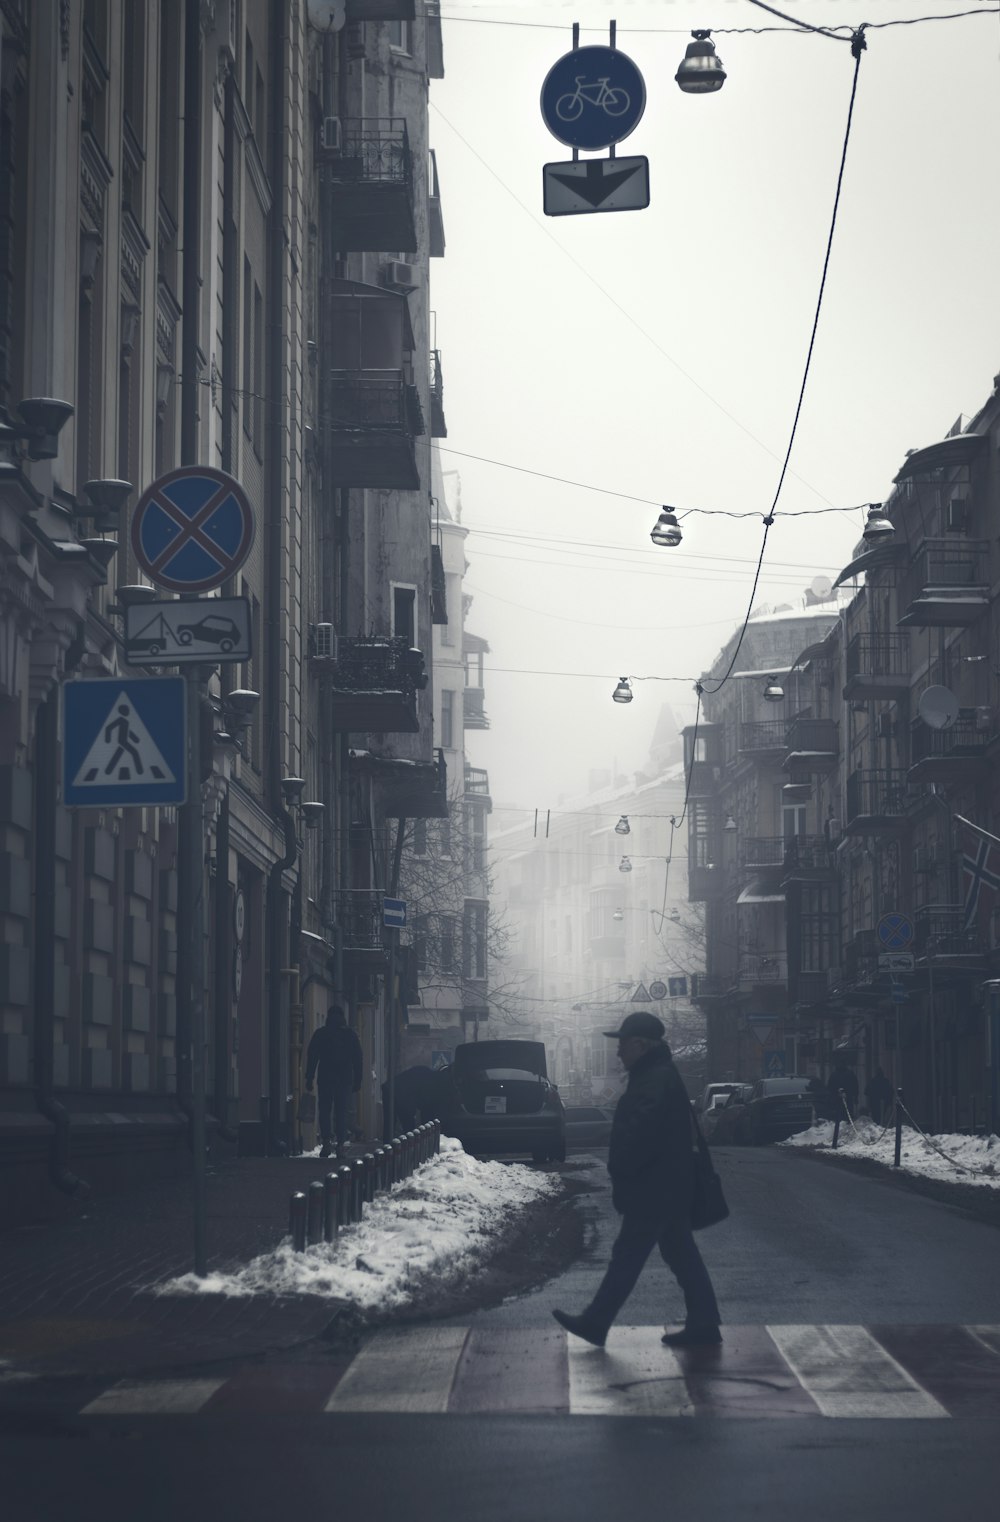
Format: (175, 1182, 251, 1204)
(877, 912, 913, 950)
(541, 46, 646, 151)
(131, 466, 255, 593)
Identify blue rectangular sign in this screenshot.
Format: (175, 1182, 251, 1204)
(63, 677, 187, 808)
(383, 897, 406, 928)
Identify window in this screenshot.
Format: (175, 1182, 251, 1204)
(440, 914, 455, 973)
(463, 902, 487, 981)
(441, 688, 454, 749)
(441, 574, 460, 646)
(242, 257, 252, 437)
(469, 805, 485, 873)
(330, 294, 403, 371)
(413, 914, 428, 973)
(393, 585, 416, 646)
(388, 21, 412, 53)
(439, 818, 452, 858)
(783, 804, 807, 841)
(253, 281, 263, 449)
(412, 819, 427, 856)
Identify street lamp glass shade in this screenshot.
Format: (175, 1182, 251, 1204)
(669, 908, 681, 923)
(650, 509, 682, 548)
(862, 502, 894, 542)
(763, 676, 785, 702)
(613, 909, 624, 922)
(619, 856, 632, 873)
(675, 32, 726, 94)
(613, 677, 633, 704)
(724, 814, 737, 831)
(615, 815, 630, 835)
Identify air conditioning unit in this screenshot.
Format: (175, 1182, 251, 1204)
(381, 260, 416, 291)
(310, 623, 337, 663)
(975, 705, 994, 732)
(946, 497, 969, 533)
(321, 116, 342, 152)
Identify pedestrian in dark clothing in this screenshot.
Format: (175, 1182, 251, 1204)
(380, 1065, 444, 1140)
(865, 1065, 893, 1126)
(552, 1011, 722, 1350)
(305, 1006, 363, 1159)
(827, 1061, 859, 1119)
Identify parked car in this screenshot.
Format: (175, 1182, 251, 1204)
(563, 1104, 614, 1151)
(743, 1077, 817, 1145)
(698, 1091, 735, 1142)
(696, 1081, 742, 1116)
(436, 1040, 567, 1163)
(706, 1084, 754, 1145)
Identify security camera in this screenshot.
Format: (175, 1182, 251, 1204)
(16, 398, 74, 461)
(281, 775, 306, 799)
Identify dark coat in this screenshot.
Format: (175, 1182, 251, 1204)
(607, 1044, 696, 1220)
(827, 1065, 859, 1112)
(306, 1023, 363, 1091)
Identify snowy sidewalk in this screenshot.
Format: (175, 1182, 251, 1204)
(158, 1139, 560, 1313)
(780, 1118, 1000, 1189)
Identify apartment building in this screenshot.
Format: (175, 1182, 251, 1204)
(688, 370, 1000, 1132)
(0, 1, 453, 1220)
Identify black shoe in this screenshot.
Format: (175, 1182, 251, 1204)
(552, 1309, 607, 1348)
(319, 1142, 333, 1159)
(661, 1326, 722, 1348)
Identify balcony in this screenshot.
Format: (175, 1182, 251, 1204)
(738, 952, 787, 991)
(914, 906, 984, 962)
(332, 890, 385, 962)
(429, 349, 446, 437)
(738, 719, 789, 756)
(908, 710, 998, 783)
(328, 636, 425, 732)
(370, 748, 449, 820)
(843, 633, 911, 701)
(326, 373, 424, 488)
(897, 538, 990, 628)
(464, 686, 489, 730)
(318, 117, 416, 253)
(843, 929, 879, 983)
(844, 769, 910, 836)
(781, 835, 837, 884)
(783, 716, 838, 773)
(464, 764, 492, 807)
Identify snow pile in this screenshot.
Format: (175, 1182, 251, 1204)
(155, 1137, 560, 1311)
(780, 1119, 1000, 1189)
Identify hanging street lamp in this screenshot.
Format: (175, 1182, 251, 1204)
(675, 31, 726, 94)
(613, 677, 633, 704)
(650, 507, 682, 548)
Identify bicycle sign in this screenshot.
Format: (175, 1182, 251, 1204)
(541, 46, 646, 151)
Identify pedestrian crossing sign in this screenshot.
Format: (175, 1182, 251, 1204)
(63, 677, 186, 807)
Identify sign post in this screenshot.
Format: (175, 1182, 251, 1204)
(382, 899, 406, 1141)
(131, 465, 256, 1279)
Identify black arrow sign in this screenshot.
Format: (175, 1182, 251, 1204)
(543, 156, 650, 217)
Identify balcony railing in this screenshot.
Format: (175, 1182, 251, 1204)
(783, 716, 838, 770)
(332, 890, 385, 953)
(738, 952, 787, 988)
(845, 769, 910, 834)
(782, 836, 837, 879)
(319, 117, 415, 252)
(898, 538, 990, 627)
(464, 765, 491, 798)
(914, 906, 983, 959)
(909, 710, 997, 780)
(844, 633, 911, 699)
(328, 636, 424, 733)
(464, 686, 489, 730)
(429, 349, 446, 437)
(739, 719, 789, 754)
(326, 373, 424, 488)
(740, 837, 785, 869)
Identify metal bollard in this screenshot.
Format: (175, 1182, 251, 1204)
(894, 1088, 904, 1168)
(432, 1119, 440, 1154)
(405, 1130, 415, 1174)
(338, 1164, 354, 1225)
(419, 1123, 429, 1162)
(351, 1157, 365, 1219)
(363, 1153, 376, 1203)
(392, 1138, 402, 1183)
(831, 1117, 841, 1150)
(323, 1172, 339, 1242)
(289, 1191, 307, 1252)
(307, 1180, 325, 1245)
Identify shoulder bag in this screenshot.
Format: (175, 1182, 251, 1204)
(689, 1106, 730, 1230)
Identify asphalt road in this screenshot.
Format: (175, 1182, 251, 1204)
(3, 1145, 1000, 1522)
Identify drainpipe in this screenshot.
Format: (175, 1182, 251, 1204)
(33, 688, 86, 1194)
(263, 0, 294, 1153)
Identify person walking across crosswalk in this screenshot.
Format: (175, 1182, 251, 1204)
(552, 1011, 722, 1349)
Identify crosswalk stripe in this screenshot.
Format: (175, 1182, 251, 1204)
(80, 1377, 226, 1415)
(568, 1327, 694, 1417)
(324, 1326, 468, 1413)
(767, 1326, 949, 1419)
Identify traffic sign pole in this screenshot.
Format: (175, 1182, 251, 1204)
(179, 661, 207, 1276)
